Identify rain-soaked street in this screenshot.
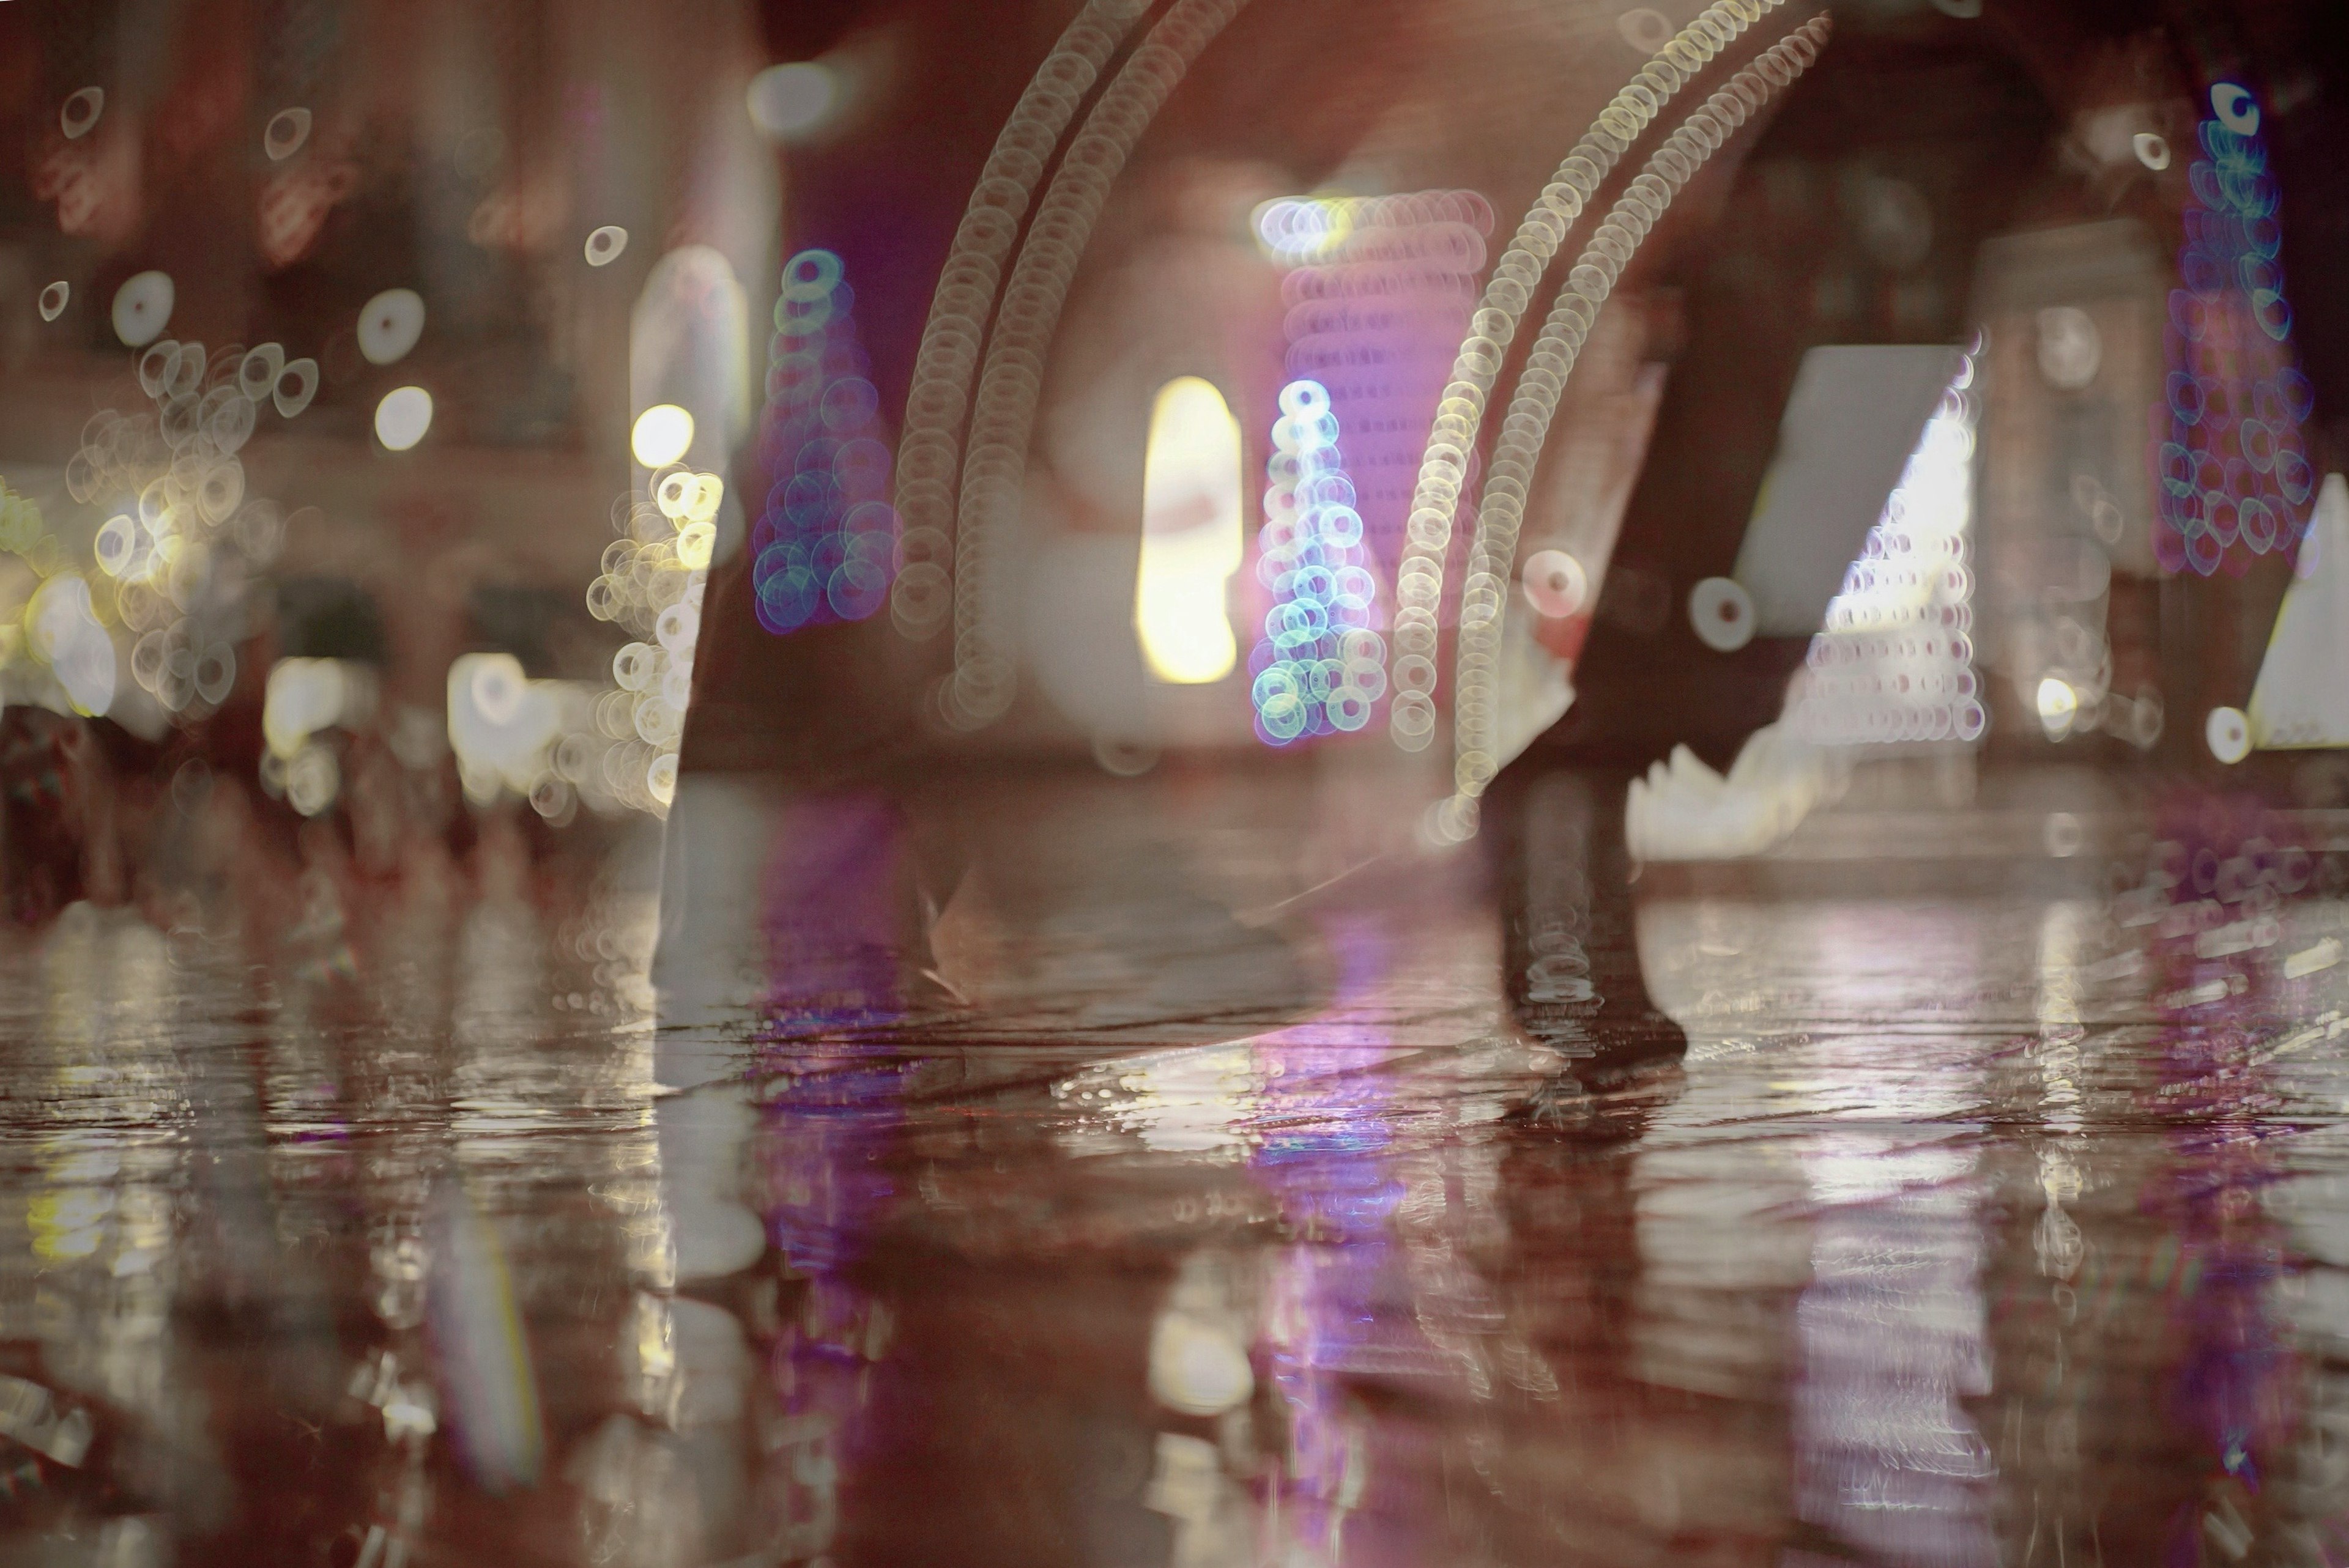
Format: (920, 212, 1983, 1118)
(7, 761, 2349, 1566)
(6, 0, 2349, 1558)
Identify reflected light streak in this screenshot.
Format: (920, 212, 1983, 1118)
(2143, 801, 2298, 1555)
(426, 1182, 545, 1494)
(1784, 911, 1998, 1567)
(1136, 377, 1244, 685)
(738, 798, 926, 1563)
(1247, 911, 1526, 1564)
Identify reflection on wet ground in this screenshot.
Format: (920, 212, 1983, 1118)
(7, 763, 2349, 1565)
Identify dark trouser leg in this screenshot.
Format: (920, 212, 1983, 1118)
(1483, 760, 1687, 1095)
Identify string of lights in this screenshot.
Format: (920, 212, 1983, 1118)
(1382, 0, 1794, 756)
(1442, 13, 1834, 824)
(889, 0, 1153, 644)
(944, 0, 1255, 730)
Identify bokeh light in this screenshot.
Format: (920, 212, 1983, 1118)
(1136, 378, 1244, 685)
(629, 404, 694, 468)
(747, 61, 840, 141)
(358, 289, 426, 366)
(110, 272, 173, 347)
(2206, 703, 2252, 763)
(375, 386, 435, 451)
(2038, 676, 2080, 739)
(584, 225, 629, 267)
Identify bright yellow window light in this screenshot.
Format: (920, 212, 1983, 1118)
(1135, 376, 1243, 684)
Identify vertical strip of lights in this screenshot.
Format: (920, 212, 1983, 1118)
(751, 249, 898, 635)
(1784, 352, 1986, 747)
(2153, 83, 2318, 579)
(1250, 381, 1387, 744)
(1255, 193, 1495, 583)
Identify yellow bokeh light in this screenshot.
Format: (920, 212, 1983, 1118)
(375, 386, 434, 451)
(1135, 377, 1243, 685)
(2036, 677, 2078, 739)
(631, 404, 695, 469)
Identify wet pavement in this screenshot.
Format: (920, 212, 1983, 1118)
(5, 761, 2349, 1566)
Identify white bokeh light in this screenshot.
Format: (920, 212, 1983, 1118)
(747, 61, 840, 141)
(375, 386, 434, 451)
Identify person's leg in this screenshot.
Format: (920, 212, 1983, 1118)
(1483, 761, 1686, 1104)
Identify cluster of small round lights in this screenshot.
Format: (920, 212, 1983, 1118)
(1445, 9, 1832, 795)
(1385, 0, 1797, 758)
(1784, 353, 1986, 747)
(750, 249, 896, 636)
(2153, 83, 2318, 578)
(936, 0, 1256, 728)
(1247, 381, 1387, 744)
(890, 0, 1157, 645)
(0, 477, 117, 719)
(1253, 196, 1359, 263)
(586, 479, 715, 633)
(579, 461, 718, 816)
(445, 653, 587, 807)
(259, 658, 378, 816)
(55, 320, 319, 727)
(1252, 190, 1491, 267)
(467, 656, 679, 823)
(1272, 191, 1494, 591)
